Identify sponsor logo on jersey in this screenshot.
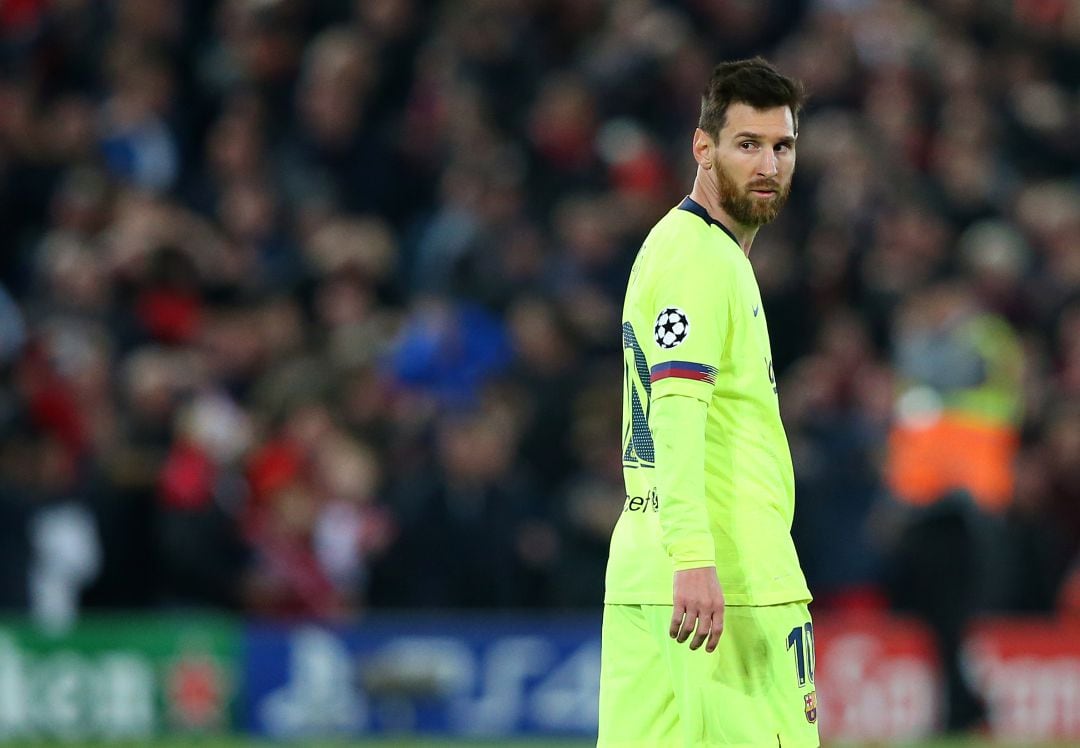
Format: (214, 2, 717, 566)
(622, 489, 659, 513)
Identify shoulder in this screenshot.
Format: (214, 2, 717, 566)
(644, 210, 741, 280)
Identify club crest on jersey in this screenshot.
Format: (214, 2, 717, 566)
(654, 307, 690, 349)
(804, 691, 817, 723)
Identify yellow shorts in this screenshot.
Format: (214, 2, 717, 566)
(598, 602, 819, 748)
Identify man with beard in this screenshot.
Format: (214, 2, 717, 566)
(599, 58, 818, 747)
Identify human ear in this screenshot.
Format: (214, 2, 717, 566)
(692, 128, 713, 169)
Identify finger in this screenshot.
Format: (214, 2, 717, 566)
(676, 609, 697, 643)
(669, 605, 685, 639)
(704, 614, 724, 653)
(689, 622, 710, 651)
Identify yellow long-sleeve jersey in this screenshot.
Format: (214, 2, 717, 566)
(605, 196, 811, 607)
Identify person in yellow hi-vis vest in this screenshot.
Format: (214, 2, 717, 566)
(885, 280, 1025, 731)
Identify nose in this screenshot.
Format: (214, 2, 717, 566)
(758, 149, 778, 177)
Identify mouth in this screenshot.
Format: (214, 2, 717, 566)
(750, 189, 776, 198)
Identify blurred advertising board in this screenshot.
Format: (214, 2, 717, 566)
(816, 614, 1080, 742)
(967, 619, 1080, 741)
(244, 613, 1080, 742)
(243, 616, 601, 738)
(1, 611, 1077, 742)
(0, 616, 239, 741)
(814, 613, 942, 741)
(244, 613, 942, 741)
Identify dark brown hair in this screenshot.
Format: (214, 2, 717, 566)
(698, 57, 806, 138)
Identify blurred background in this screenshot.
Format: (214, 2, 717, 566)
(0, 0, 1077, 744)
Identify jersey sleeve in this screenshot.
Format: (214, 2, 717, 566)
(646, 242, 733, 403)
(651, 392, 714, 569)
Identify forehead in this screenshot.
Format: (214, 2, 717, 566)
(720, 103, 795, 139)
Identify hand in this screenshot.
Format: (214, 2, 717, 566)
(670, 566, 725, 653)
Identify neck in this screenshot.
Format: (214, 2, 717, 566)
(689, 168, 758, 257)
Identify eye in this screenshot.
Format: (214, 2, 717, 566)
(739, 141, 757, 151)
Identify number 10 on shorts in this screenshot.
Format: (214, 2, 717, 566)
(786, 622, 815, 687)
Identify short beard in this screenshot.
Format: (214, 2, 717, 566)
(714, 159, 790, 227)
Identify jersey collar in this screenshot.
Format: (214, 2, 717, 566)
(678, 196, 739, 247)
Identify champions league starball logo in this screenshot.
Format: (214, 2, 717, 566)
(654, 307, 690, 349)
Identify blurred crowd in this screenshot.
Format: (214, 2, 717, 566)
(0, 0, 1078, 632)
